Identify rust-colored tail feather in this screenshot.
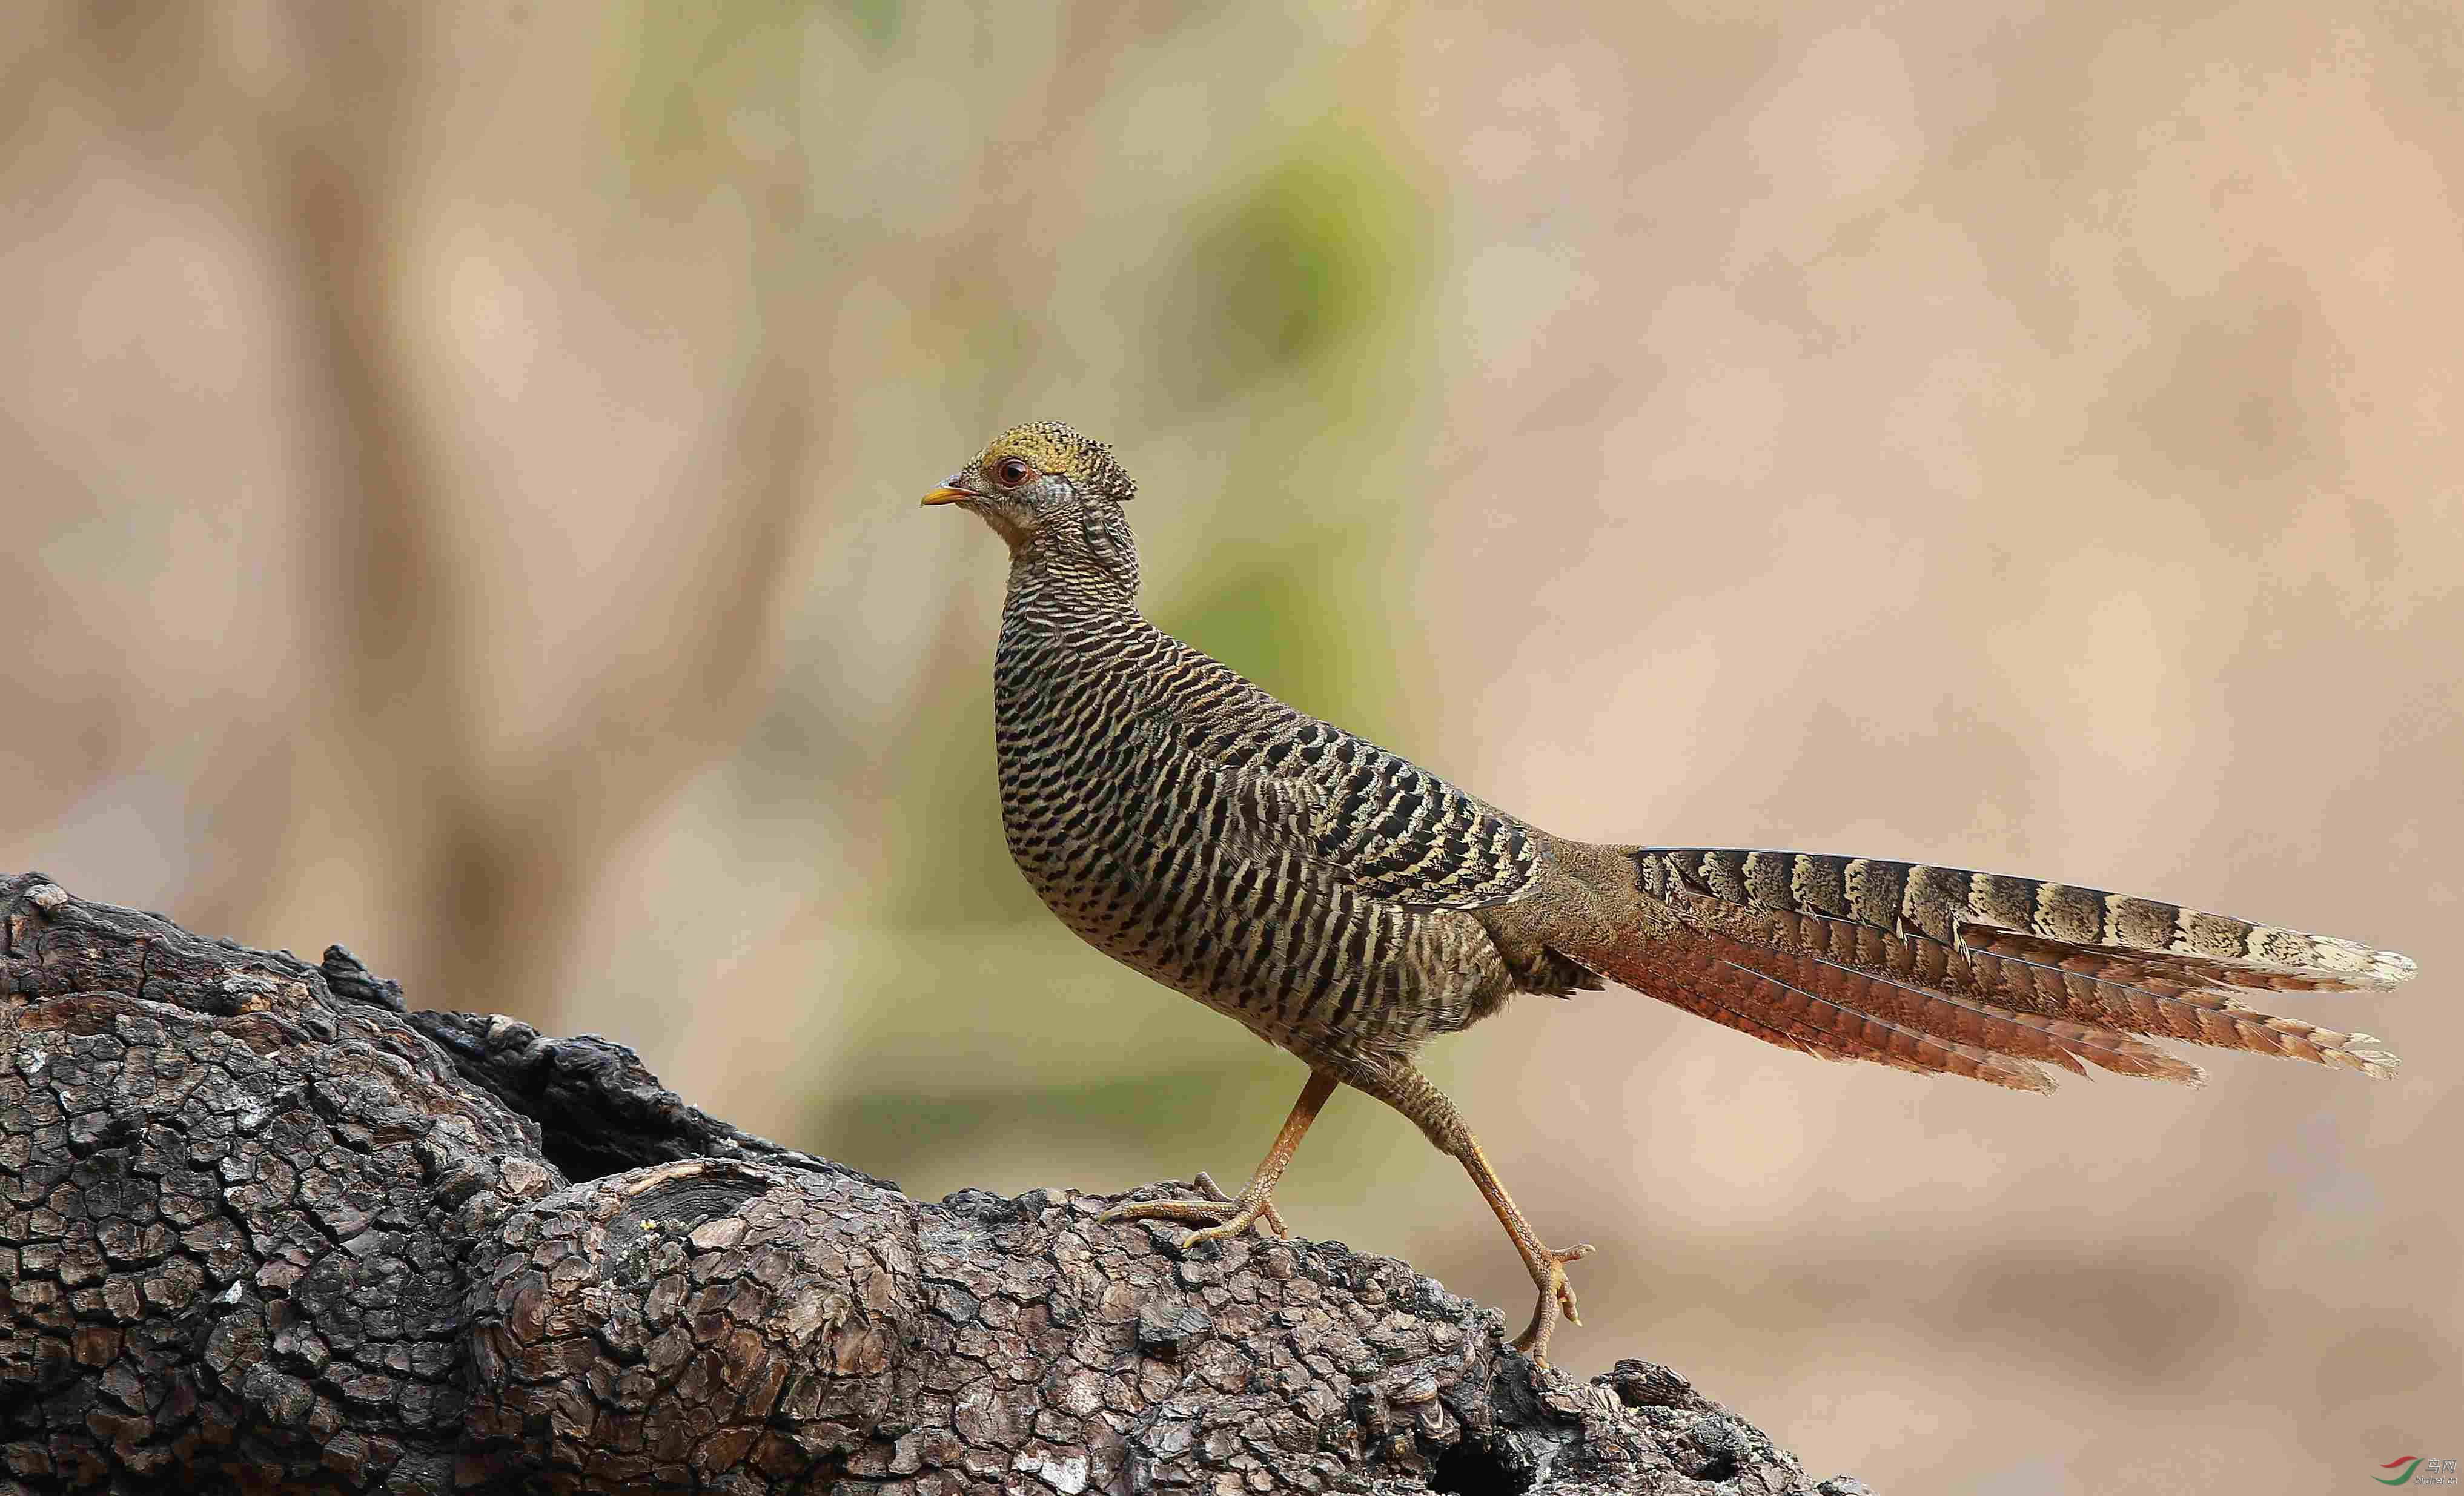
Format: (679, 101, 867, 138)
(1959, 929, 2397, 1074)
(1611, 930, 2067, 1091)
(1585, 847, 2414, 1088)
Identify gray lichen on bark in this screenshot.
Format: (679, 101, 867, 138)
(0, 871, 1866, 1494)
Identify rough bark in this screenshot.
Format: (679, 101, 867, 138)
(0, 872, 1867, 1495)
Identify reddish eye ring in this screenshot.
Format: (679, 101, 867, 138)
(993, 457, 1036, 488)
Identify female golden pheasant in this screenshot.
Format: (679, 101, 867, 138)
(922, 420, 2416, 1365)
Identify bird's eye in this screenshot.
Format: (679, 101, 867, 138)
(992, 457, 1036, 488)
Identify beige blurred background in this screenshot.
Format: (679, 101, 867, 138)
(5, 3, 2459, 1490)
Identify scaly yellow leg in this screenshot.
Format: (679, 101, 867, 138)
(1100, 1070, 1336, 1246)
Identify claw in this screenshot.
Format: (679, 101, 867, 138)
(1099, 1177, 1288, 1246)
(1509, 1242, 1597, 1365)
(1186, 1171, 1287, 1235)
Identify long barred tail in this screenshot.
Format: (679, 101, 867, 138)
(1585, 847, 2416, 1092)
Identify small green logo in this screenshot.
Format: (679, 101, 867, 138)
(2378, 1457, 2460, 1488)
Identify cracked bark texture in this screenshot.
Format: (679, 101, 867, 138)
(0, 872, 1869, 1496)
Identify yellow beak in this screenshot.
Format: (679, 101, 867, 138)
(921, 486, 972, 506)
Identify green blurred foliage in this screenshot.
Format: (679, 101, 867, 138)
(843, 0, 900, 48)
(1170, 122, 1432, 402)
(823, 1061, 1290, 1189)
(609, 0, 811, 189)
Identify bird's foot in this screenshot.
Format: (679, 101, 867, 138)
(1509, 1240, 1596, 1367)
(1099, 1170, 1290, 1246)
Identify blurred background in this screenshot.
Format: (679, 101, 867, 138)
(4, 2, 2459, 1489)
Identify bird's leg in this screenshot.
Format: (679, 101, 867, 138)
(1454, 1130, 1595, 1363)
(1100, 1070, 1334, 1246)
(1349, 1064, 1595, 1366)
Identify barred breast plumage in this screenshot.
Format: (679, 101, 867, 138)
(991, 566, 1537, 1060)
(922, 420, 2420, 1366)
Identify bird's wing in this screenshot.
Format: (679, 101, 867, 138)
(1144, 710, 1539, 912)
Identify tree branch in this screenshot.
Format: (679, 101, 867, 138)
(0, 872, 1865, 1495)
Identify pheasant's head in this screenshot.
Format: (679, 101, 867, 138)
(922, 421, 1141, 591)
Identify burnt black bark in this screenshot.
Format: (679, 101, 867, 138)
(0, 872, 1867, 1495)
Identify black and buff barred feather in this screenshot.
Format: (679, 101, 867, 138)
(926, 420, 2420, 1361)
(1622, 849, 2409, 1086)
(992, 558, 1542, 1061)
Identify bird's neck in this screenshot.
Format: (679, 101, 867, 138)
(1001, 548, 1141, 632)
(995, 552, 1157, 739)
